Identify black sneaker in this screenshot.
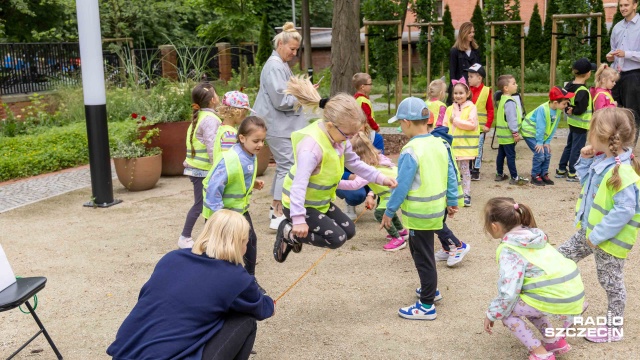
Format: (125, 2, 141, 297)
(495, 173, 509, 182)
(273, 220, 293, 263)
(555, 168, 567, 178)
(255, 280, 267, 295)
(532, 176, 545, 186)
(471, 170, 480, 181)
(542, 174, 555, 185)
(464, 195, 471, 207)
(566, 173, 579, 182)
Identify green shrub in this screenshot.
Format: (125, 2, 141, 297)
(0, 121, 130, 182)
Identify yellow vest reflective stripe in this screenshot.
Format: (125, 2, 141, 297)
(575, 164, 640, 258)
(593, 90, 615, 107)
(202, 148, 257, 219)
(475, 86, 491, 127)
(446, 105, 480, 158)
(282, 121, 344, 213)
(496, 243, 585, 315)
(437, 138, 464, 206)
(567, 86, 592, 129)
(521, 102, 555, 141)
(368, 166, 397, 209)
(495, 95, 522, 145)
(355, 96, 375, 123)
(184, 110, 221, 170)
(400, 136, 448, 230)
(426, 99, 446, 124)
(213, 124, 237, 164)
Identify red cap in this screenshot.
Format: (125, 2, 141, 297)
(549, 86, 575, 101)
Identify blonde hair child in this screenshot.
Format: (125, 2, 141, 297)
(593, 64, 620, 110)
(353, 72, 380, 131)
(483, 197, 585, 360)
(346, 132, 408, 251)
(272, 75, 397, 263)
(179, 82, 221, 249)
(427, 79, 448, 127)
(445, 80, 479, 207)
(213, 91, 254, 161)
(556, 107, 640, 343)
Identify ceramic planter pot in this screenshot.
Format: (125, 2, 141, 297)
(140, 121, 190, 176)
(256, 146, 272, 176)
(113, 154, 162, 191)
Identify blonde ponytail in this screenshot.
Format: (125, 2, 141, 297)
(273, 22, 302, 48)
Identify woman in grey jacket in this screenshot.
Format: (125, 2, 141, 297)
(253, 22, 306, 230)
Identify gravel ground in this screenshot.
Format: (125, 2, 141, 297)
(1, 136, 639, 360)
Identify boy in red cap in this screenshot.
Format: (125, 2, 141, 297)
(520, 86, 574, 186)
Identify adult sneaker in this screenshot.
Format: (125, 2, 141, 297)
(566, 173, 579, 182)
(495, 173, 509, 182)
(269, 211, 286, 230)
(555, 169, 567, 178)
(344, 205, 357, 221)
(510, 176, 529, 185)
(464, 195, 471, 207)
(178, 236, 194, 249)
(383, 237, 406, 252)
(532, 176, 545, 186)
(542, 174, 555, 185)
(447, 242, 470, 267)
(543, 338, 571, 355)
(415, 288, 443, 302)
(435, 248, 450, 261)
(398, 301, 437, 320)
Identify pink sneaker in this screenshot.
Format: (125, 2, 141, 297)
(584, 327, 624, 343)
(543, 338, 571, 355)
(386, 229, 409, 241)
(383, 237, 406, 252)
(529, 352, 555, 360)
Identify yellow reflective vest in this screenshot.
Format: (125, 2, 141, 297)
(496, 242, 585, 315)
(213, 124, 237, 164)
(446, 104, 480, 158)
(575, 164, 640, 259)
(368, 165, 396, 209)
(474, 85, 491, 128)
(184, 110, 221, 170)
(495, 94, 522, 145)
(400, 135, 449, 230)
(282, 120, 344, 213)
(567, 85, 592, 130)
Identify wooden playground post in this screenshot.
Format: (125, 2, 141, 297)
(406, 22, 443, 96)
(487, 21, 525, 96)
(549, 13, 603, 88)
(363, 20, 402, 110)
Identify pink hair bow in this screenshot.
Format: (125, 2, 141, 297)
(451, 77, 469, 88)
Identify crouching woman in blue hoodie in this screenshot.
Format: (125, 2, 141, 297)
(482, 197, 586, 360)
(107, 210, 274, 360)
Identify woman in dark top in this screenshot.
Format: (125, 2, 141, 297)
(447, 22, 482, 105)
(107, 210, 275, 360)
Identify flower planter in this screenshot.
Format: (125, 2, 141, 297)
(113, 154, 162, 191)
(140, 121, 190, 176)
(256, 146, 272, 176)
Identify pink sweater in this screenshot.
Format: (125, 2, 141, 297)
(289, 122, 386, 225)
(593, 88, 617, 111)
(338, 154, 395, 191)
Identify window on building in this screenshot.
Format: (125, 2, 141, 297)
(436, 1, 444, 19)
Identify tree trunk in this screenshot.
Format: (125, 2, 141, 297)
(331, 0, 361, 95)
(302, 0, 313, 80)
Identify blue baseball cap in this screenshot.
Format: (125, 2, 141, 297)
(388, 97, 430, 123)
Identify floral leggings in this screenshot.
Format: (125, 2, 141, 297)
(502, 299, 559, 351)
(457, 160, 471, 196)
(557, 228, 626, 325)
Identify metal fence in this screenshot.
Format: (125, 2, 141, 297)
(1, 43, 255, 95)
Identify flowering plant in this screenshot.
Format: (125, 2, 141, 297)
(110, 113, 162, 159)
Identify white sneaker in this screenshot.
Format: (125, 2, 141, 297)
(178, 235, 194, 249)
(435, 249, 450, 261)
(447, 242, 471, 267)
(269, 214, 286, 230)
(344, 205, 357, 221)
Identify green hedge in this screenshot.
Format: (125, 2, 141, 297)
(0, 122, 129, 182)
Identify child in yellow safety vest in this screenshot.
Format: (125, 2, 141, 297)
(426, 78, 447, 128)
(556, 58, 596, 181)
(483, 197, 586, 360)
(273, 75, 397, 263)
(179, 83, 221, 249)
(213, 91, 253, 162)
(202, 116, 268, 293)
(593, 63, 619, 111)
(557, 108, 640, 343)
(340, 132, 408, 252)
(465, 63, 494, 181)
(445, 77, 478, 207)
(384, 97, 460, 320)
(521, 87, 573, 186)
(353, 72, 380, 131)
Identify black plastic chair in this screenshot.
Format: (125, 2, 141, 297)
(0, 277, 63, 359)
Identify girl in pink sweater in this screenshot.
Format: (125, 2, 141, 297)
(593, 64, 619, 111)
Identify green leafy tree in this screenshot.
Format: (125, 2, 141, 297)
(256, 13, 273, 66)
(525, 3, 544, 63)
(442, 4, 455, 45)
(414, 0, 447, 78)
(542, 0, 559, 63)
(362, 0, 403, 105)
(0, 0, 75, 42)
(610, 4, 623, 39)
(557, 0, 591, 62)
(590, 0, 608, 63)
(470, 1, 486, 58)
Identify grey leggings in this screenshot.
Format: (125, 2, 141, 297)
(557, 228, 626, 326)
(266, 136, 294, 201)
(181, 176, 204, 238)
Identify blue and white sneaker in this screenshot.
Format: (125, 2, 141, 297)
(447, 242, 471, 267)
(398, 301, 437, 320)
(415, 288, 443, 302)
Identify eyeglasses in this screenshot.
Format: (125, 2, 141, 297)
(334, 125, 353, 140)
(364, 83, 373, 86)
